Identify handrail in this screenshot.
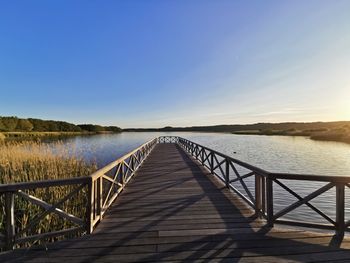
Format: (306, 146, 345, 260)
(176, 136, 350, 237)
(88, 137, 159, 180)
(178, 138, 270, 176)
(0, 137, 158, 192)
(270, 172, 350, 182)
(1, 135, 349, 251)
(177, 137, 268, 210)
(0, 177, 89, 192)
(0, 137, 158, 250)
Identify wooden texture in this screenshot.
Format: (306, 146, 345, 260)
(1, 143, 350, 262)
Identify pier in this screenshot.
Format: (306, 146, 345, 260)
(1, 136, 350, 262)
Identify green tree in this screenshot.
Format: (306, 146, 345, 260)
(0, 117, 18, 131)
(78, 124, 105, 132)
(105, 126, 122, 133)
(16, 119, 34, 131)
(0, 119, 6, 131)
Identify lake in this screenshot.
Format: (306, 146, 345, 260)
(59, 132, 350, 225)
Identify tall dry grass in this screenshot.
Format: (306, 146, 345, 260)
(0, 140, 97, 248)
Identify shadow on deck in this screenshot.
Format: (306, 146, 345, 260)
(1, 144, 350, 262)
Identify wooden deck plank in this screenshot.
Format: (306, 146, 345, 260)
(1, 143, 350, 262)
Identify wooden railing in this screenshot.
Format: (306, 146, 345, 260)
(87, 137, 157, 232)
(158, 136, 179, 143)
(177, 137, 350, 237)
(1, 135, 349, 251)
(0, 137, 157, 250)
(0, 178, 89, 251)
(177, 137, 269, 218)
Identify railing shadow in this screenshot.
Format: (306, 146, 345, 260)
(134, 144, 349, 262)
(1, 143, 349, 262)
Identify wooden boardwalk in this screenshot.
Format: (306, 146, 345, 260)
(2, 143, 350, 262)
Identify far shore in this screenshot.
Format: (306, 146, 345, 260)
(1, 117, 349, 145)
(232, 130, 350, 145)
(1, 129, 350, 146)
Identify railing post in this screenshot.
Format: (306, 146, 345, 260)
(225, 158, 230, 188)
(266, 176, 274, 227)
(262, 176, 266, 215)
(210, 153, 214, 174)
(201, 149, 204, 165)
(87, 178, 94, 234)
(120, 162, 125, 185)
(255, 174, 262, 217)
(336, 183, 345, 237)
(98, 176, 103, 220)
(5, 192, 15, 250)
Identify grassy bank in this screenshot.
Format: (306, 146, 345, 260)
(0, 140, 97, 248)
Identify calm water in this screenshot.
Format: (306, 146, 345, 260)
(59, 132, 350, 224)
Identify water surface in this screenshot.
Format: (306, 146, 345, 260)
(58, 132, 350, 225)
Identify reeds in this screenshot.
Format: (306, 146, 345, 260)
(2, 131, 93, 140)
(0, 140, 97, 248)
(310, 131, 350, 144)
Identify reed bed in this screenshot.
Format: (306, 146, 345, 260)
(0, 140, 97, 249)
(310, 128, 350, 144)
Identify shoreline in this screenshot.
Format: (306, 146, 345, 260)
(1, 130, 350, 145)
(232, 131, 350, 145)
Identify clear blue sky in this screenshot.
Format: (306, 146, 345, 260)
(1, 0, 349, 128)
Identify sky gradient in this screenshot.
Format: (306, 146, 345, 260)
(1, 0, 350, 128)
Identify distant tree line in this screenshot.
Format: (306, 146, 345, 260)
(77, 124, 122, 133)
(0, 116, 122, 133)
(124, 121, 350, 133)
